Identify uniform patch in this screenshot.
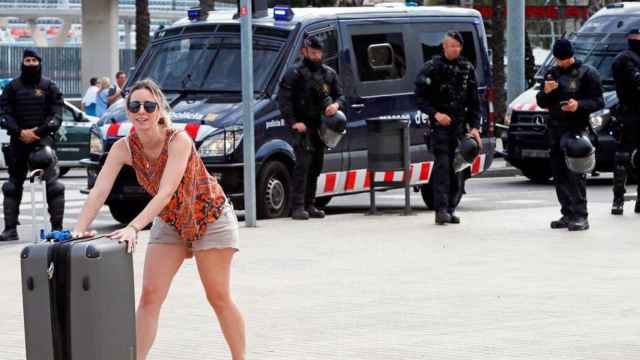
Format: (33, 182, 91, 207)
(425, 77, 431, 85)
(34, 88, 44, 97)
(569, 80, 577, 91)
(322, 84, 330, 94)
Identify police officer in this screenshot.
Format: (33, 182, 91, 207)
(0, 49, 65, 241)
(611, 28, 640, 215)
(414, 31, 482, 225)
(278, 35, 345, 220)
(536, 39, 604, 231)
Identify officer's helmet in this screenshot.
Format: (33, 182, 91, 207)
(632, 148, 640, 169)
(28, 146, 55, 170)
(318, 110, 347, 148)
(453, 136, 480, 173)
(561, 132, 595, 174)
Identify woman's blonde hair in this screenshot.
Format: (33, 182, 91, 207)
(98, 76, 111, 90)
(125, 79, 172, 128)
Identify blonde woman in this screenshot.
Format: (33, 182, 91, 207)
(95, 76, 111, 117)
(73, 79, 245, 359)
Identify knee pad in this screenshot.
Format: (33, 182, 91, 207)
(2, 180, 23, 197)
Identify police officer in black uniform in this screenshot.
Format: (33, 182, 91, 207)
(414, 31, 482, 225)
(0, 49, 65, 241)
(278, 35, 345, 220)
(537, 39, 604, 231)
(611, 29, 640, 215)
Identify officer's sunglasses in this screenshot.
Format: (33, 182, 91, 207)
(128, 100, 158, 114)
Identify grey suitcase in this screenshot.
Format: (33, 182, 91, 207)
(21, 173, 136, 360)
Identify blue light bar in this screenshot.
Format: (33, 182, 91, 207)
(273, 4, 294, 21)
(188, 7, 201, 21)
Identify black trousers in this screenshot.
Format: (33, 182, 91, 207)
(431, 127, 464, 213)
(549, 128, 588, 220)
(1, 138, 64, 230)
(613, 113, 640, 199)
(292, 131, 325, 209)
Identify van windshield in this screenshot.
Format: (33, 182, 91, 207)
(133, 36, 285, 93)
(536, 32, 628, 84)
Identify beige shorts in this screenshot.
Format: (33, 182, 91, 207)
(148, 204, 240, 254)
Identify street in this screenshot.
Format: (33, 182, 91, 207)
(0, 168, 639, 359)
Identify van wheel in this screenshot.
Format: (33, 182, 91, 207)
(257, 160, 291, 219)
(109, 201, 146, 224)
(520, 164, 552, 184)
(315, 196, 332, 209)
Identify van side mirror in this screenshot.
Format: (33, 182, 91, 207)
(367, 43, 395, 71)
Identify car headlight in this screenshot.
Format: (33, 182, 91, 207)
(89, 132, 104, 155)
(198, 128, 243, 157)
(504, 106, 513, 126)
(589, 108, 611, 131)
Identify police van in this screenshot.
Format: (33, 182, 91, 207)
(82, 4, 495, 222)
(506, 2, 640, 183)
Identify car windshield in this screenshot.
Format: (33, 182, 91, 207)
(132, 35, 286, 93)
(536, 32, 628, 84)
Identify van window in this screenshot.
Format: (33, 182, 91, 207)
(351, 33, 406, 82)
(419, 31, 479, 68)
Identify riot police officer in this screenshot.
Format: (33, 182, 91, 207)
(278, 35, 345, 220)
(414, 31, 482, 225)
(0, 49, 65, 241)
(611, 28, 640, 215)
(536, 39, 604, 231)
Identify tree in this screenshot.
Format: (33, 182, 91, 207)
(135, 0, 150, 62)
(490, 0, 507, 125)
(199, 0, 215, 20)
(524, 30, 536, 89)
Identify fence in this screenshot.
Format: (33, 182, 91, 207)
(0, 46, 136, 97)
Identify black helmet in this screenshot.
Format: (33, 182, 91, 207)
(28, 146, 55, 170)
(561, 132, 595, 174)
(453, 136, 480, 173)
(632, 148, 640, 169)
(318, 110, 347, 148)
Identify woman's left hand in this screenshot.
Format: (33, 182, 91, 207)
(108, 226, 138, 253)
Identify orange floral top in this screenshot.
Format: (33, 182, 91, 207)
(128, 128, 227, 242)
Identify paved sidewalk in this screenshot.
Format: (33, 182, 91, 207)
(1, 203, 640, 359)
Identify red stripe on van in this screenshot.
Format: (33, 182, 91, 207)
(324, 173, 337, 193)
(107, 123, 120, 137)
(344, 171, 357, 191)
(185, 123, 200, 139)
(471, 156, 482, 175)
(419, 162, 431, 181)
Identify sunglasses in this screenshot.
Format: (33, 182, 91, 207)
(128, 100, 158, 113)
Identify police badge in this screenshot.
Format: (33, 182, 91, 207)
(34, 88, 44, 97)
(569, 80, 577, 91)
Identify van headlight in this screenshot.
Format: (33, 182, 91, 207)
(89, 132, 104, 155)
(198, 128, 243, 157)
(504, 106, 513, 126)
(589, 109, 611, 131)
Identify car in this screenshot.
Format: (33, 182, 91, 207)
(505, 2, 640, 183)
(0, 90, 99, 175)
(82, 4, 496, 223)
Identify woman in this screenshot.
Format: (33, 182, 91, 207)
(94, 76, 111, 117)
(73, 79, 245, 360)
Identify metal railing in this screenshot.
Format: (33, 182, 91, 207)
(0, 46, 136, 97)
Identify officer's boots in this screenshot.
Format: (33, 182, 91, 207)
(292, 207, 310, 220)
(568, 218, 590, 231)
(635, 194, 640, 214)
(448, 211, 460, 224)
(0, 193, 20, 242)
(307, 205, 325, 219)
(0, 228, 19, 242)
(611, 196, 625, 215)
(435, 210, 452, 225)
(550, 216, 571, 229)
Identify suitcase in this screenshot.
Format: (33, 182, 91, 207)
(21, 170, 136, 360)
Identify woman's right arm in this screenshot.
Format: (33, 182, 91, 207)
(73, 138, 128, 234)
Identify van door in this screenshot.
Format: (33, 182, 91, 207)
(337, 20, 416, 171)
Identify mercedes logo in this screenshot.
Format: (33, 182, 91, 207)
(533, 115, 545, 126)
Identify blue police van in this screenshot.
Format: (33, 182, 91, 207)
(82, 4, 495, 222)
(506, 2, 640, 183)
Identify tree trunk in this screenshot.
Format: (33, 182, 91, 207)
(199, 0, 215, 20)
(135, 0, 150, 62)
(524, 30, 536, 89)
(491, 0, 507, 124)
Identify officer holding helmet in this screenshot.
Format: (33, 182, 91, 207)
(278, 35, 345, 220)
(0, 49, 65, 241)
(536, 39, 604, 231)
(414, 31, 482, 225)
(611, 28, 640, 215)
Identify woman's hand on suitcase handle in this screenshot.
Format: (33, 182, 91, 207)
(71, 230, 97, 239)
(107, 227, 138, 253)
